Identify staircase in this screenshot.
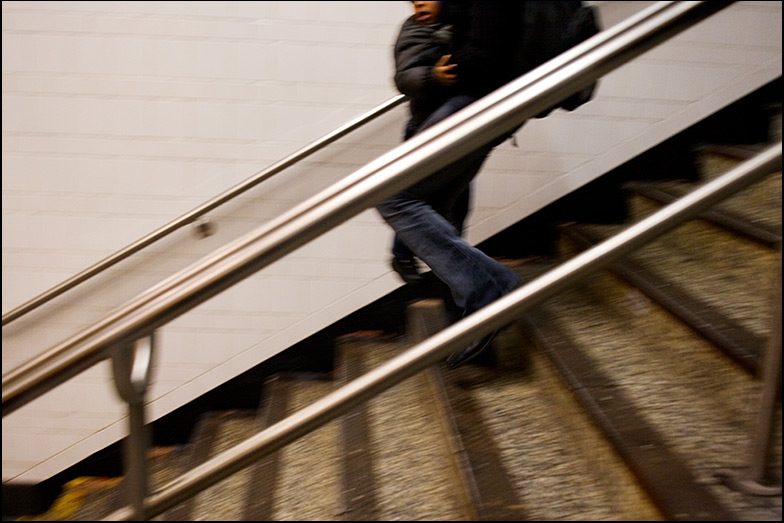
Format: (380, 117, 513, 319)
(522, 144, 781, 520)
(16, 136, 780, 521)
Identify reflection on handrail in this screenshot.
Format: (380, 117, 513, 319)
(1, 94, 407, 326)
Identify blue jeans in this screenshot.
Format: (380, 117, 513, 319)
(393, 95, 477, 262)
(379, 96, 521, 316)
(392, 186, 469, 259)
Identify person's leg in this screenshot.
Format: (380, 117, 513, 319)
(392, 235, 411, 259)
(428, 157, 478, 324)
(377, 142, 520, 317)
(431, 156, 476, 233)
(390, 95, 477, 285)
(381, 94, 520, 366)
(445, 185, 470, 234)
(390, 171, 473, 288)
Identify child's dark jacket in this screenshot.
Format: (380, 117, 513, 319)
(393, 15, 453, 136)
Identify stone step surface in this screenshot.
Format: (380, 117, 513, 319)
(538, 143, 782, 519)
(578, 150, 781, 355)
(408, 298, 663, 521)
(267, 374, 343, 521)
(525, 259, 780, 519)
(695, 149, 782, 231)
(339, 336, 470, 521)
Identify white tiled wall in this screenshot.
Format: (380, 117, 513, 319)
(2, 1, 781, 483)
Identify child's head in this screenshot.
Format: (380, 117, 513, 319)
(411, 1, 441, 26)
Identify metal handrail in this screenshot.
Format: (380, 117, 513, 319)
(8, 1, 774, 520)
(2, 0, 731, 412)
(1, 94, 407, 326)
(110, 142, 781, 521)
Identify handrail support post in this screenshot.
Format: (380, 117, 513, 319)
(719, 249, 782, 496)
(112, 333, 157, 520)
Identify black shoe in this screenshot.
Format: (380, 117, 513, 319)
(392, 256, 425, 285)
(446, 329, 499, 369)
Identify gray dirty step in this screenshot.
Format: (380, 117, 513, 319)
(338, 335, 471, 521)
(567, 148, 781, 374)
(523, 255, 781, 520)
(407, 299, 662, 520)
(266, 374, 343, 521)
(561, 223, 767, 374)
(577, 182, 779, 356)
(151, 409, 261, 521)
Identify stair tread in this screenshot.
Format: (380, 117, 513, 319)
(563, 224, 766, 373)
(54, 446, 184, 521)
(625, 180, 781, 248)
(272, 376, 343, 521)
(465, 349, 661, 520)
(407, 298, 661, 520)
(526, 264, 779, 517)
(576, 215, 777, 342)
(349, 337, 469, 521)
(407, 301, 528, 521)
(337, 338, 382, 521)
(189, 411, 260, 521)
(633, 152, 782, 235)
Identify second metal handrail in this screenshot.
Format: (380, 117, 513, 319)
(1, 94, 407, 326)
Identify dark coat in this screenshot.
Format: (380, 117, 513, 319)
(393, 16, 453, 136)
(444, 1, 524, 98)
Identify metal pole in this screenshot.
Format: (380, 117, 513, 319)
(719, 249, 782, 496)
(111, 334, 157, 520)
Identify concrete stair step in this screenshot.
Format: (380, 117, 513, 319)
(159, 411, 221, 520)
(625, 144, 781, 245)
(564, 148, 781, 375)
(407, 303, 528, 521)
(575, 198, 778, 350)
(561, 224, 767, 373)
(54, 472, 128, 520)
(407, 299, 661, 520)
(262, 374, 344, 521)
(54, 413, 223, 521)
(335, 337, 381, 521)
(338, 335, 471, 521)
(172, 410, 261, 521)
(623, 180, 781, 249)
(520, 256, 780, 519)
(239, 374, 291, 520)
(697, 147, 782, 232)
(652, 149, 782, 234)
